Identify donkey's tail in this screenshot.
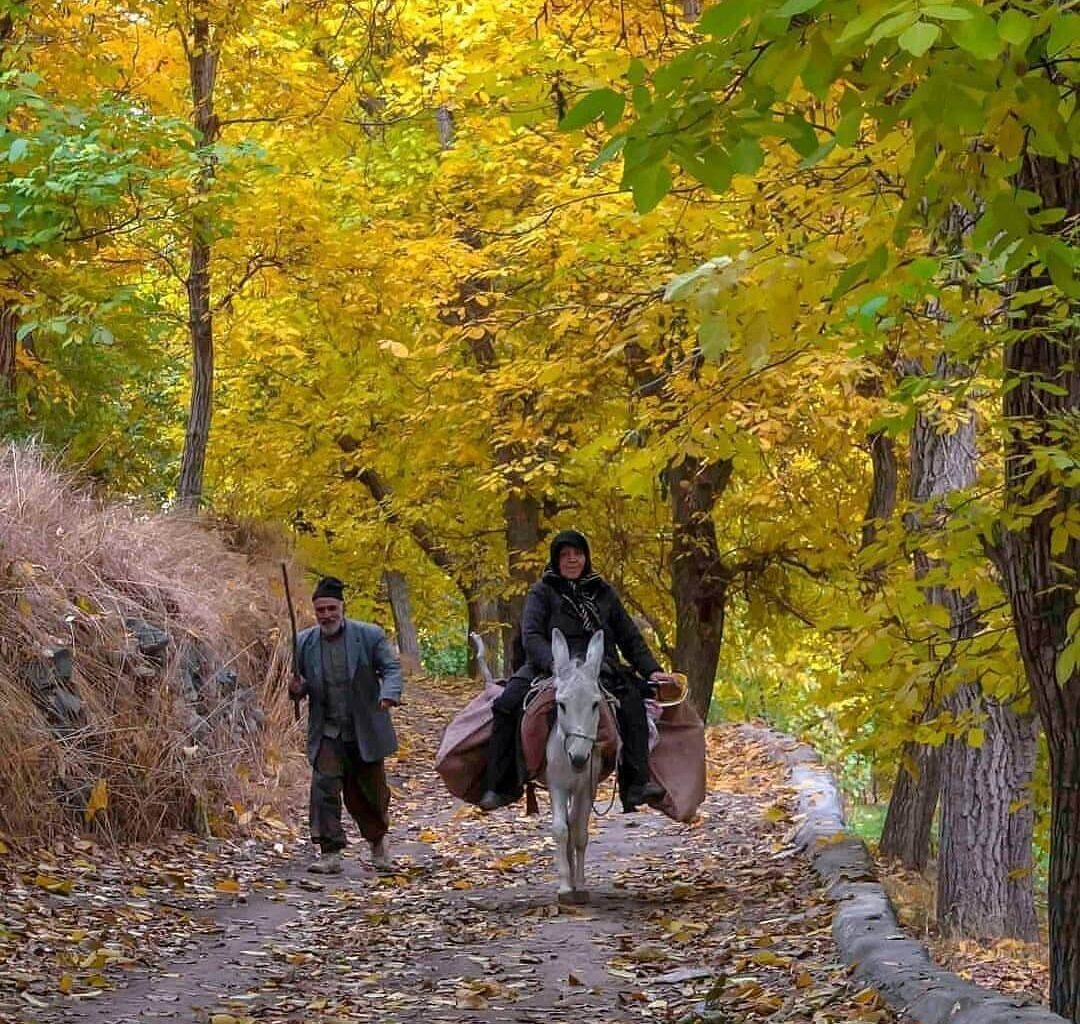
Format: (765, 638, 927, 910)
(469, 632, 495, 687)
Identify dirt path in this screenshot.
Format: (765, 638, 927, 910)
(8, 681, 895, 1024)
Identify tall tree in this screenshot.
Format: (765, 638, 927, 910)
(664, 455, 733, 716)
(588, 1, 1077, 1009)
(995, 146, 1080, 1004)
(176, 12, 220, 508)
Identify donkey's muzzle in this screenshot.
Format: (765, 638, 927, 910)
(570, 751, 591, 772)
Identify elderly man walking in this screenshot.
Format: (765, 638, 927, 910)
(289, 576, 404, 874)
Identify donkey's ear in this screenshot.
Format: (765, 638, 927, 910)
(551, 628, 571, 676)
(584, 630, 605, 677)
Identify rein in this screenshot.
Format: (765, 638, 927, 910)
(536, 675, 623, 817)
(556, 693, 622, 818)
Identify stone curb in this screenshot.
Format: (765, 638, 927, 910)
(737, 724, 1065, 1024)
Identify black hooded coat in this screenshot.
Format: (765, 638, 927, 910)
(485, 530, 662, 800)
(514, 529, 661, 684)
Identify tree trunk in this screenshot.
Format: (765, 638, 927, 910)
(892, 354, 1037, 937)
(439, 275, 545, 677)
(996, 149, 1080, 1018)
(435, 105, 455, 149)
(502, 489, 541, 676)
(664, 455, 733, 719)
(0, 19, 21, 403)
(383, 570, 421, 676)
(879, 358, 960, 872)
(467, 595, 501, 679)
(879, 740, 942, 872)
(177, 16, 219, 509)
(860, 429, 898, 557)
(0, 302, 16, 395)
(938, 687, 1038, 939)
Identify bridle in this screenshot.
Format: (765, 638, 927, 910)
(556, 682, 601, 762)
(561, 726, 598, 759)
(554, 685, 619, 816)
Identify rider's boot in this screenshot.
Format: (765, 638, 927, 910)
(478, 790, 515, 812)
(623, 779, 665, 811)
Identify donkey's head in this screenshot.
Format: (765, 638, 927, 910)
(551, 627, 604, 772)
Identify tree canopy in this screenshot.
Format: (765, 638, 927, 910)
(3, 0, 1079, 1015)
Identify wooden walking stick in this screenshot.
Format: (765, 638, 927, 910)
(281, 563, 301, 722)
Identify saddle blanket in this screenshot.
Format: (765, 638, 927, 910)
(435, 679, 707, 823)
(519, 683, 620, 783)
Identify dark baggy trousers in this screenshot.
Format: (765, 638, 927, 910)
(485, 668, 652, 801)
(310, 737, 390, 852)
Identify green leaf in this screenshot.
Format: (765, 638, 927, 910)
(997, 9, 1032, 47)
(908, 257, 940, 282)
(698, 0, 756, 38)
(798, 137, 836, 169)
(837, 2, 906, 43)
(863, 636, 892, 668)
(7, 137, 27, 162)
(781, 113, 820, 157)
(1047, 14, 1080, 58)
(729, 136, 764, 174)
(920, 4, 972, 21)
(831, 258, 867, 301)
(989, 191, 1031, 241)
(898, 21, 941, 57)
(744, 312, 771, 368)
(631, 162, 672, 213)
(626, 59, 646, 86)
(802, 35, 835, 97)
(835, 107, 862, 148)
(589, 135, 626, 172)
(868, 10, 917, 45)
(776, 0, 824, 17)
(950, 10, 1001, 59)
(1039, 238, 1080, 299)
(664, 256, 734, 303)
(559, 89, 626, 131)
(864, 243, 889, 282)
(672, 142, 733, 192)
(1056, 643, 1077, 686)
(698, 309, 731, 360)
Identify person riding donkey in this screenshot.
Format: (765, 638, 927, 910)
(479, 529, 680, 813)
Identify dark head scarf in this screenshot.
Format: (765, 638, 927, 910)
(312, 576, 345, 602)
(543, 530, 603, 632)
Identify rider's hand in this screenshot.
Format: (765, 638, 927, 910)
(378, 698, 398, 711)
(288, 674, 307, 699)
(649, 670, 680, 684)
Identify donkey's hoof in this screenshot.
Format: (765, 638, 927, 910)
(559, 889, 589, 906)
(572, 889, 590, 905)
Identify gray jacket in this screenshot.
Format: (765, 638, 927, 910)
(294, 619, 404, 764)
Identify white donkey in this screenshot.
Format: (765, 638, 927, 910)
(545, 627, 605, 905)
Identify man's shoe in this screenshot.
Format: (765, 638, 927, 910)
(370, 837, 391, 871)
(478, 790, 513, 812)
(307, 851, 343, 875)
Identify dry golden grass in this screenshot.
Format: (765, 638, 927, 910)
(0, 442, 305, 845)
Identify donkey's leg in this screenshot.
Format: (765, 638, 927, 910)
(550, 782, 574, 900)
(570, 780, 591, 898)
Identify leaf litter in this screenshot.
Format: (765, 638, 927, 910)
(3, 679, 909, 1023)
